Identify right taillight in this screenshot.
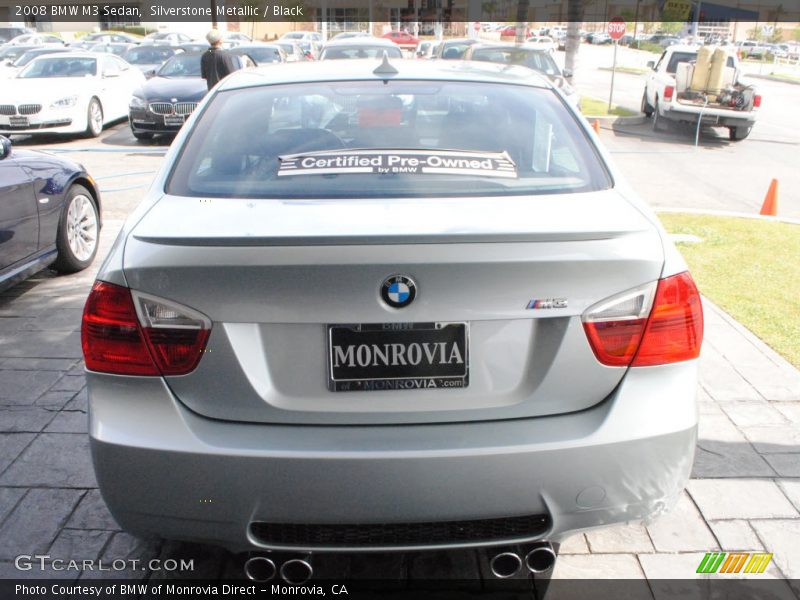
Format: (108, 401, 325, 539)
(753, 94, 762, 108)
(583, 271, 703, 368)
(82, 281, 211, 376)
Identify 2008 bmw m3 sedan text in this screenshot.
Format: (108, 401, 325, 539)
(82, 58, 703, 575)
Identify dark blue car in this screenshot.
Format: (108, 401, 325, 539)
(0, 135, 101, 291)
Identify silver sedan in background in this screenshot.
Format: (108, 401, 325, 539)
(82, 59, 702, 584)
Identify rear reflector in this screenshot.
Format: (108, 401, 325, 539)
(82, 281, 211, 376)
(583, 272, 703, 368)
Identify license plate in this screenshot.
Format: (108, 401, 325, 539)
(327, 322, 469, 392)
(164, 115, 184, 127)
(9, 116, 28, 127)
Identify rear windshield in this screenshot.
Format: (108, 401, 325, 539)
(19, 57, 96, 78)
(124, 47, 175, 64)
(666, 51, 735, 74)
(235, 47, 282, 63)
(471, 47, 560, 77)
(167, 80, 610, 199)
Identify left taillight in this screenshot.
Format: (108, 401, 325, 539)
(82, 281, 211, 376)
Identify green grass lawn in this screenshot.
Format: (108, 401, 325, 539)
(579, 96, 637, 117)
(658, 213, 800, 368)
(768, 72, 800, 83)
(599, 66, 650, 75)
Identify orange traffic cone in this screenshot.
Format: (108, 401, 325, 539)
(592, 119, 601, 133)
(759, 179, 779, 216)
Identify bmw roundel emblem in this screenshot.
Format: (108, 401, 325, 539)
(381, 275, 417, 309)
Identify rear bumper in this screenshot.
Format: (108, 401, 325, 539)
(88, 361, 698, 553)
(662, 104, 757, 127)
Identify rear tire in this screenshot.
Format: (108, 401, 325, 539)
(85, 98, 103, 138)
(728, 125, 752, 141)
(652, 98, 669, 132)
(641, 91, 654, 117)
(53, 185, 99, 274)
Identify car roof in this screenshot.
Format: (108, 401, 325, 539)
(469, 42, 553, 53)
(28, 51, 96, 59)
(219, 58, 553, 91)
(323, 37, 396, 48)
(232, 43, 281, 49)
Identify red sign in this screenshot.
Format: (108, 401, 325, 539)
(607, 17, 626, 41)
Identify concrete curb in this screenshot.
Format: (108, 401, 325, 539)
(745, 73, 800, 86)
(656, 207, 800, 226)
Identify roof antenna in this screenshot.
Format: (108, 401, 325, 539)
(373, 51, 399, 76)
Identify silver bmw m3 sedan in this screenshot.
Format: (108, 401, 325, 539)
(83, 58, 703, 578)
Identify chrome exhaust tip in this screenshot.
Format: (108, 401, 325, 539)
(525, 543, 557, 574)
(244, 556, 277, 582)
(280, 557, 314, 585)
(489, 551, 523, 578)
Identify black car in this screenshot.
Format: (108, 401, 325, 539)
(128, 52, 254, 140)
(127, 52, 208, 141)
(0, 136, 101, 291)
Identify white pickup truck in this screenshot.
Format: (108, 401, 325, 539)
(642, 45, 760, 141)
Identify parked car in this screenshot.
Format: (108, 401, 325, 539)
(122, 45, 178, 77)
(0, 135, 101, 291)
(175, 42, 210, 53)
(128, 52, 252, 141)
(331, 32, 370, 40)
(465, 43, 578, 107)
(498, 25, 531, 37)
(320, 38, 402, 60)
(3, 33, 65, 46)
(0, 45, 37, 65)
(280, 31, 322, 44)
(88, 43, 136, 57)
(229, 43, 287, 65)
(143, 31, 194, 46)
(70, 31, 142, 50)
(589, 32, 612, 44)
(220, 32, 252, 48)
(381, 30, 419, 50)
(0, 27, 32, 44)
(525, 36, 557, 53)
(643, 46, 759, 140)
(84, 59, 702, 582)
(415, 40, 437, 59)
(0, 46, 71, 78)
(0, 53, 145, 138)
(128, 52, 208, 141)
(432, 38, 478, 59)
(274, 41, 312, 62)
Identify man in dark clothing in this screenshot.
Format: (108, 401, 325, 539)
(200, 29, 239, 90)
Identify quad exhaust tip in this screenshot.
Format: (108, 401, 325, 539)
(489, 551, 523, 578)
(243, 556, 277, 582)
(279, 558, 314, 585)
(525, 543, 557, 573)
